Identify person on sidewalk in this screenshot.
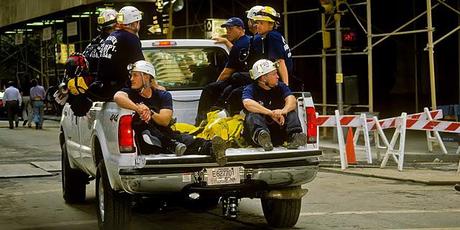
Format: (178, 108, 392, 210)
(114, 60, 227, 165)
(21, 93, 32, 128)
(242, 59, 306, 151)
(3, 81, 21, 129)
(30, 79, 46, 129)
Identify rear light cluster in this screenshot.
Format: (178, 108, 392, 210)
(153, 41, 177, 47)
(305, 107, 318, 143)
(119, 115, 135, 153)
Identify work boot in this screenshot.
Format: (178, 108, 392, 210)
(211, 136, 227, 166)
(257, 130, 273, 151)
(173, 141, 187, 156)
(455, 184, 460, 192)
(287, 133, 308, 149)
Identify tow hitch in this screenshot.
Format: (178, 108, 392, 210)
(222, 196, 239, 219)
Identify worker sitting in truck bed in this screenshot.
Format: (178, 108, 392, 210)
(195, 17, 251, 126)
(114, 60, 227, 166)
(242, 59, 307, 151)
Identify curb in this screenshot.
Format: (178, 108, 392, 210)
(320, 167, 460, 185)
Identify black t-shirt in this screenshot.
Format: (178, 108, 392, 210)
(98, 30, 144, 94)
(120, 87, 173, 130)
(242, 82, 292, 110)
(121, 87, 173, 113)
(252, 31, 293, 76)
(226, 35, 251, 72)
(82, 32, 109, 76)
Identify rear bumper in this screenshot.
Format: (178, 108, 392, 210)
(119, 152, 320, 195)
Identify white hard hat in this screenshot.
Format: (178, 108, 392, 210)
(246, 5, 264, 19)
(117, 6, 143, 24)
(98, 8, 117, 27)
(129, 60, 156, 78)
(250, 59, 277, 80)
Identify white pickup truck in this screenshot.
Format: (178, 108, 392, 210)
(59, 39, 322, 230)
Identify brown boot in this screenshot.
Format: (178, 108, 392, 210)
(211, 136, 227, 166)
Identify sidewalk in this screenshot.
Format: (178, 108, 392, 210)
(318, 129, 460, 185)
(0, 115, 60, 128)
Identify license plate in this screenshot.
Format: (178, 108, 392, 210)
(206, 167, 241, 186)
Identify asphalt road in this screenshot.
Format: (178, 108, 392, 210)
(1, 125, 460, 229)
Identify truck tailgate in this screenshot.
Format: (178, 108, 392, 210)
(120, 146, 321, 175)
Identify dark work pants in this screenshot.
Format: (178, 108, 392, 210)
(6, 101, 19, 129)
(243, 110, 303, 146)
(196, 72, 252, 125)
(133, 121, 211, 155)
(195, 80, 229, 125)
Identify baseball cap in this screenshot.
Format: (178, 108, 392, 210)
(221, 17, 244, 28)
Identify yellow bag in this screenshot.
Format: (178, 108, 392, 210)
(196, 110, 246, 147)
(67, 76, 89, 95)
(171, 122, 198, 133)
(173, 110, 247, 147)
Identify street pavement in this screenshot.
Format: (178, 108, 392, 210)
(0, 118, 459, 185)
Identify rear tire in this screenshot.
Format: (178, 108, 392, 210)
(61, 142, 87, 203)
(261, 198, 302, 228)
(96, 161, 132, 230)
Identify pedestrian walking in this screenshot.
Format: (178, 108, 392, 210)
(22, 93, 32, 127)
(2, 81, 21, 129)
(30, 79, 46, 129)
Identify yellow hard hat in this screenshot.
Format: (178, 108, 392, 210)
(252, 6, 280, 23)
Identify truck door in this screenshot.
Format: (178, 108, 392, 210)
(61, 104, 81, 162)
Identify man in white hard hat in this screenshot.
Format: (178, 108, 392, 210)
(242, 59, 306, 151)
(114, 60, 227, 165)
(246, 5, 264, 35)
(96, 5, 145, 101)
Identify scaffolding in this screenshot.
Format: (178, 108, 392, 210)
(282, 0, 460, 114)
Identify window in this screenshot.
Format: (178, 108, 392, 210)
(143, 47, 228, 90)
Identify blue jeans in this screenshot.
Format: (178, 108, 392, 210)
(243, 110, 303, 146)
(32, 100, 44, 127)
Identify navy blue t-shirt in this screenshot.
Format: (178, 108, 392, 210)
(226, 35, 251, 72)
(242, 82, 292, 110)
(83, 32, 109, 77)
(121, 88, 173, 114)
(252, 31, 293, 76)
(98, 30, 144, 93)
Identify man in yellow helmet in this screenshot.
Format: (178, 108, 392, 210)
(251, 6, 293, 86)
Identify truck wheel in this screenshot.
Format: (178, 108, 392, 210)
(96, 161, 132, 230)
(261, 198, 302, 228)
(61, 142, 87, 203)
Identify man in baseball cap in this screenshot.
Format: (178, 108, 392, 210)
(195, 16, 252, 125)
(221, 17, 245, 28)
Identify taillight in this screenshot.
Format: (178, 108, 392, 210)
(306, 107, 317, 143)
(119, 115, 135, 153)
(153, 41, 177, 47)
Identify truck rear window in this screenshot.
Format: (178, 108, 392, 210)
(143, 47, 228, 90)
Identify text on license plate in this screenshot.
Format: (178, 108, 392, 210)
(206, 167, 241, 186)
